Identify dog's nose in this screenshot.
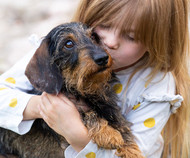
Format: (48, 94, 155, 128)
(93, 53, 109, 66)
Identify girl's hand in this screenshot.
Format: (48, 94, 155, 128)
(23, 95, 42, 120)
(39, 92, 90, 152)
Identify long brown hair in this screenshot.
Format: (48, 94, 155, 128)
(72, 0, 190, 157)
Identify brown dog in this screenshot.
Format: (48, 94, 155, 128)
(0, 22, 144, 158)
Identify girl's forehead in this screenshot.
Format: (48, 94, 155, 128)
(92, 3, 142, 31)
(87, 0, 151, 44)
(96, 15, 138, 36)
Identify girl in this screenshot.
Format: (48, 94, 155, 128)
(0, 0, 189, 157)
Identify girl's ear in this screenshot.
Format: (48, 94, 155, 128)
(25, 39, 63, 94)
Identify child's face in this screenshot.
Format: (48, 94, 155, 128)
(94, 26, 147, 71)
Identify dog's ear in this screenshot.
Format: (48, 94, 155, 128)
(25, 39, 63, 94)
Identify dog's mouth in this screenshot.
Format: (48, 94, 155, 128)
(85, 66, 112, 84)
(62, 61, 112, 96)
(96, 67, 108, 73)
(86, 54, 113, 82)
(77, 66, 112, 95)
(93, 55, 113, 75)
(90, 65, 111, 75)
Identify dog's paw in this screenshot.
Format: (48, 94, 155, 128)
(90, 119, 124, 149)
(116, 144, 145, 158)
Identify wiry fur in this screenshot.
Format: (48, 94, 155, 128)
(0, 22, 144, 158)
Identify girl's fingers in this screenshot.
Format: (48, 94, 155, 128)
(39, 92, 56, 126)
(39, 92, 53, 118)
(58, 93, 90, 112)
(57, 93, 75, 107)
(39, 107, 48, 121)
(40, 92, 50, 110)
(41, 92, 89, 114)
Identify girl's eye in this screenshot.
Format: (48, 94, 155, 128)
(99, 24, 111, 30)
(91, 32, 101, 44)
(64, 40, 74, 49)
(125, 34, 135, 42)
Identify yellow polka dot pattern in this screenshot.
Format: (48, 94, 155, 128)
(144, 118, 155, 128)
(85, 152, 96, 158)
(113, 83, 123, 94)
(145, 81, 149, 88)
(5, 77, 16, 84)
(132, 103, 141, 110)
(9, 98, 18, 108)
(0, 87, 7, 90)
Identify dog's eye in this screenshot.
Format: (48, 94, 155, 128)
(64, 40, 74, 49)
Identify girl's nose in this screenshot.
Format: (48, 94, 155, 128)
(102, 29, 120, 50)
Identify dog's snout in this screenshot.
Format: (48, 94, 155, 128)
(93, 53, 109, 66)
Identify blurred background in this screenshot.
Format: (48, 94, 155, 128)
(0, 0, 80, 74)
(0, 1, 189, 74)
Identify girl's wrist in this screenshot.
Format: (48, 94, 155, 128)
(23, 95, 41, 120)
(67, 123, 90, 152)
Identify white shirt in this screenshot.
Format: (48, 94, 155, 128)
(0, 41, 182, 158)
(65, 65, 182, 158)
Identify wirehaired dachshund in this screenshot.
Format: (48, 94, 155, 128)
(0, 22, 144, 158)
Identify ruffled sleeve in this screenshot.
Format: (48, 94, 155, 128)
(139, 93, 183, 113)
(124, 69, 183, 157)
(112, 68, 183, 158)
(126, 92, 183, 158)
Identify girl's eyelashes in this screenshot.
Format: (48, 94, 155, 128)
(123, 34, 135, 42)
(99, 24, 111, 30)
(91, 32, 101, 44)
(99, 25, 135, 42)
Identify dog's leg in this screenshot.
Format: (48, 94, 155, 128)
(116, 144, 144, 158)
(83, 111, 124, 149)
(83, 111, 144, 158)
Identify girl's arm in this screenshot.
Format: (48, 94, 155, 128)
(39, 92, 90, 152)
(23, 95, 41, 120)
(39, 92, 119, 158)
(39, 91, 176, 158)
(41, 93, 181, 158)
(39, 71, 183, 158)
(126, 93, 183, 158)
(0, 48, 39, 134)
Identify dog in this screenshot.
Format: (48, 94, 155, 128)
(0, 22, 144, 158)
